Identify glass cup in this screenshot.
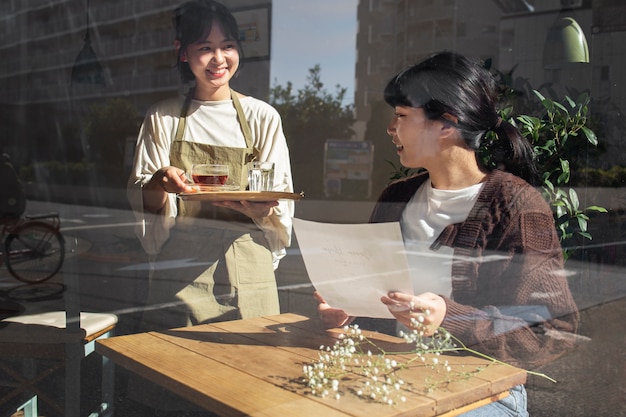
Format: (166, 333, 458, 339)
(189, 164, 229, 187)
(248, 161, 275, 191)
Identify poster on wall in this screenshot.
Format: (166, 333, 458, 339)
(324, 140, 374, 199)
(234, 7, 270, 60)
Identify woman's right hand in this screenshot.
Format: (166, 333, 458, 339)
(151, 166, 193, 193)
(313, 291, 353, 329)
(143, 166, 194, 212)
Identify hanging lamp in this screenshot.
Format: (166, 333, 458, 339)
(71, 0, 105, 85)
(542, 16, 590, 69)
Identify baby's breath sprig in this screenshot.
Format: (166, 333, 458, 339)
(303, 324, 408, 404)
(302, 318, 458, 404)
(302, 313, 555, 405)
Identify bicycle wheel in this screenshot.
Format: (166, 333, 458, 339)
(5, 221, 65, 283)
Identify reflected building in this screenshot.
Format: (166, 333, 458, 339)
(354, 0, 502, 136)
(353, 0, 626, 166)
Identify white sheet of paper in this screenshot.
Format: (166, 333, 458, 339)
(293, 218, 413, 319)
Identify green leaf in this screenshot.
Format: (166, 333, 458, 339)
(585, 205, 608, 213)
(544, 179, 555, 192)
(577, 216, 588, 232)
(581, 126, 598, 146)
(553, 101, 569, 113)
(576, 92, 591, 107)
(557, 159, 570, 184)
(533, 90, 546, 102)
(568, 188, 580, 210)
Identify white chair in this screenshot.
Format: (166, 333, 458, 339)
(0, 238, 118, 417)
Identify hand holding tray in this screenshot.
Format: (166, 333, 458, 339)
(178, 190, 305, 202)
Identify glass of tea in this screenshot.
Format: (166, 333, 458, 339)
(190, 164, 229, 187)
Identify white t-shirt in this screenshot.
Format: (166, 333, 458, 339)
(127, 95, 294, 267)
(401, 178, 484, 297)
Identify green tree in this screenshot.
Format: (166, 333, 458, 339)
(270, 65, 355, 198)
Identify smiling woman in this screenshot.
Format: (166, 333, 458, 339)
(125, 0, 295, 413)
(315, 52, 580, 417)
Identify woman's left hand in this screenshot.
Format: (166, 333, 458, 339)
(211, 199, 279, 218)
(381, 291, 447, 336)
(313, 291, 353, 329)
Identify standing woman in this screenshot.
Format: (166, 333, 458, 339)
(128, 0, 293, 332)
(126, 0, 293, 412)
(316, 52, 578, 417)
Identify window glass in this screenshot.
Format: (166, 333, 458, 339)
(0, 1, 622, 417)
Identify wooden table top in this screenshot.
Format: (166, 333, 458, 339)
(96, 313, 526, 417)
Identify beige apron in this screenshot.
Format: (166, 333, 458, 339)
(139, 89, 280, 333)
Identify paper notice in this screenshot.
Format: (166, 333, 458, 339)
(292, 218, 413, 318)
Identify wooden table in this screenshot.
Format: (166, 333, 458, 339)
(96, 313, 526, 417)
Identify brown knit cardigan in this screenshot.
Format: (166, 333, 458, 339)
(368, 169, 579, 369)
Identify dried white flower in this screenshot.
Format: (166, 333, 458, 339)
(303, 321, 466, 405)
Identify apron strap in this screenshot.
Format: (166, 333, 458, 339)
(174, 88, 255, 157)
(230, 89, 254, 152)
(174, 90, 194, 142)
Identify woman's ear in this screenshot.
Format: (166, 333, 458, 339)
(174, 40, 186, 62)
(440, 113, 459, 138)
(440, 112, 458, 127)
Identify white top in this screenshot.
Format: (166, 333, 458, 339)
(401, 179, 484, 297)
(127, 95, 294, 267)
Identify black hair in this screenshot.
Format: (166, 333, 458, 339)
(384, 51, 539, 184)
(172, 0, 243, 83)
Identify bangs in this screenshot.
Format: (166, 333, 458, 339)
(383, 66, 430, 108)
(174, 2, 240, 47)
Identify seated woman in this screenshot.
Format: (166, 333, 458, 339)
(315, 51, 579, 417)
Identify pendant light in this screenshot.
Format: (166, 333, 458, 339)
(542, 15, 589, 69)
(71, 0, 105, 85)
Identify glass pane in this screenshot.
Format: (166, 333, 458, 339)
(0, 1, 622, 416)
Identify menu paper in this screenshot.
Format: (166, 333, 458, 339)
(292, 218, 413, 319)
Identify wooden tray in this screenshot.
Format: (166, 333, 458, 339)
(178, 190, 305, 202)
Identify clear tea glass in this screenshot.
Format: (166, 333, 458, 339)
(248, 161, 275, 191)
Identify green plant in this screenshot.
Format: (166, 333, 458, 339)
(504, 91, 607, 259)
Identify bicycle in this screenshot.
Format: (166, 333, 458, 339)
(0, 213, 65, 284)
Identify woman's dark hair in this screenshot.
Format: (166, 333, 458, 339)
(172, 0, 243, 83)
(384, 51, 539, 184)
